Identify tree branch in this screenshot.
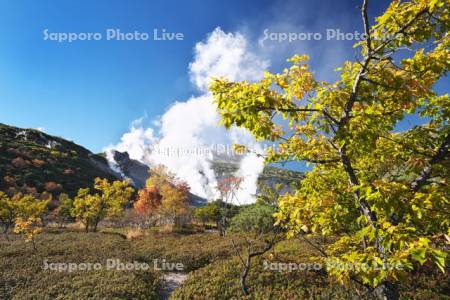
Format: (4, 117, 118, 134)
(361, 0, 372, 53)
(255, 106, 340, 125)
(372, 8, 429, 54)
(411, 133, 450, 192)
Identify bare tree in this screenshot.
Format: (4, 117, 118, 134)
(231, 227, 283, 295)
(216, 176, 242, 236)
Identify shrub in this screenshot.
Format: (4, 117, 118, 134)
(11, 157, 27, 168)
(44, 181, 63, 192)
(229, 204, 276, 233)
(194, 202, 220, 226)
(126, 228, 145, 240)
(31, 159, 45, 167)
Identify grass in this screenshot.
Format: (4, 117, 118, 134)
(1, 229, 449, 299)
(173, 238, 450, 300)
(0, 228, 242, 299)
(171, 238, 368, 300)
(0, 229, 159, 299)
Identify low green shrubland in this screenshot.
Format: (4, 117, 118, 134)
(1, 229, 447, 299)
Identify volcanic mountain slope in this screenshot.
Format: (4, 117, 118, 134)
(0, 123, 119, 197)
(110, 150, 149, 188)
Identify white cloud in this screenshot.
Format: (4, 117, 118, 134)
(189, 27, 269, 92)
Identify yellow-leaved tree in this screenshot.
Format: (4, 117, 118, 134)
(12, 193, 50, 250)
(72, 178, 134, 232)
(210, 0, 449, 299)
(0, 191, 16, 240)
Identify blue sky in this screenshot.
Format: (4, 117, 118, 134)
(0, 0, 447, 154)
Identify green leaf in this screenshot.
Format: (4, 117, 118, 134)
(411, 248, 427, 265)
(431, 249, 447, 273)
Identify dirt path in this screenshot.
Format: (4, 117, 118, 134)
(158, 272, 188, 300)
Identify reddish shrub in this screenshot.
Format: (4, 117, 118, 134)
(7, 148, 20, 155)
(32, 159, 46, 167)
(44, 181, 63, 192)
(3, 176, 16, 186)
(11, 157, 28, 168)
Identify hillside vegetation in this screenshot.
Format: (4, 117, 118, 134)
(0, 123, 117, 197)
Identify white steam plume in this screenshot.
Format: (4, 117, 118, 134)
(105, 27, 268, 204)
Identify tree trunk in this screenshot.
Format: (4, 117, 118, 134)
(3, 225, 10, 241)
(232, 233, 280, 296)
(340, 147, 400, 300)
(31, 237, 38, 252)
(375, 281, 399, 300)
(339, 147, 378, 226)
(240, 255, 251, 295)
(218, 218, 226, 236)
